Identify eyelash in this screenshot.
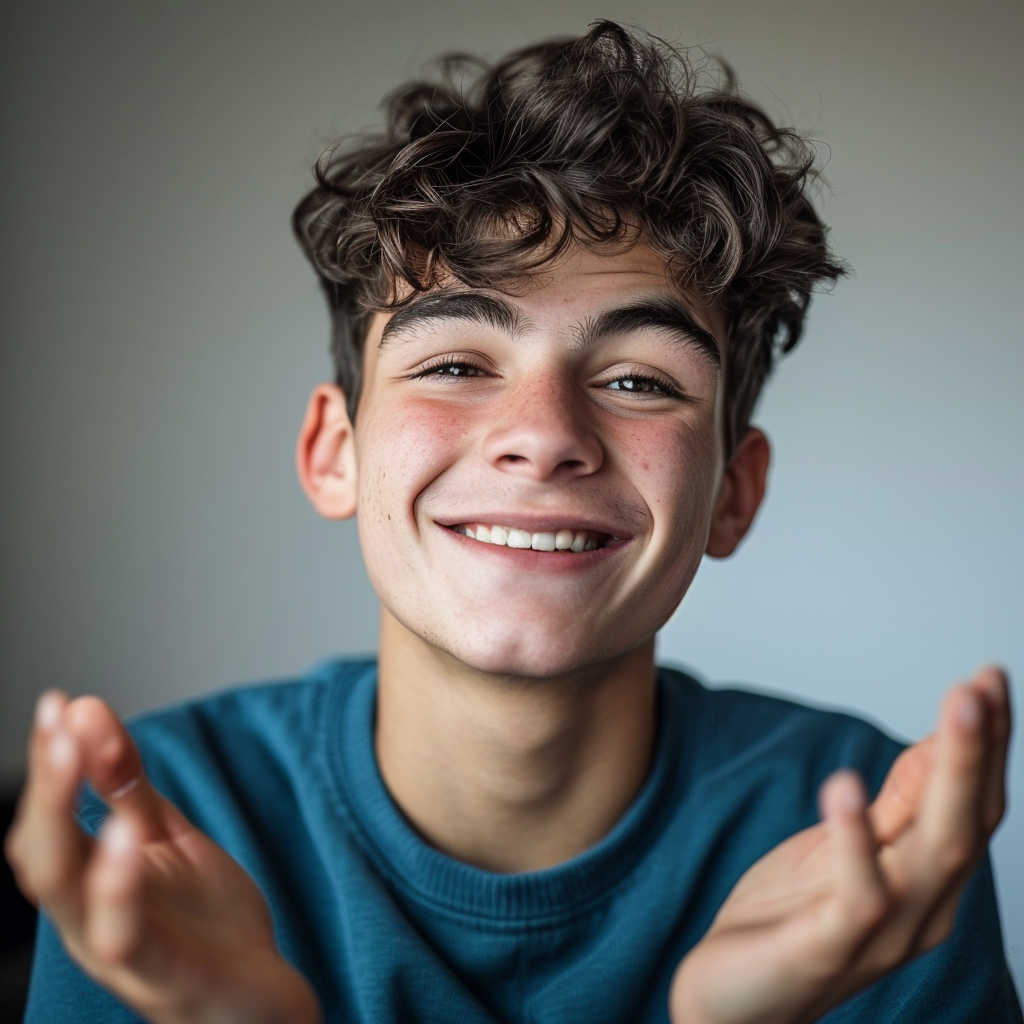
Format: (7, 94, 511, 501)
(411, 358, 683, 399)
(602, 373, 682, 398)
(411, 357, 488, 380)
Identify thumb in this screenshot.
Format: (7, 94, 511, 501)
(62, 696, 189, 842)
(868, 736, 936, 845)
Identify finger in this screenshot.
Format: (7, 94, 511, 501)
(85, 815, 146, 965)
(915, 685, 989, 891)
(817, 772, 891, 949)
(10, 692, 69, 859)
(33, 689, 67, 740)
(969, 666, 1010, 831)
(63, 697, 188, 842)
(6, 707, 92, 926)
(869, 669, 1010, 847)
(22, 690, 70, 797)
(6, 693, 75, 908)
(868, 736, 936, 845)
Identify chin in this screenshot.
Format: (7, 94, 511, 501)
(439, 623, 629, 681)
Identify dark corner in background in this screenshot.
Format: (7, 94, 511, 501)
(1, 786, 36, 1024)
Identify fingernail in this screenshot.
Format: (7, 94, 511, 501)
(957, 693, 981, 731)
(820, 771, 864, 818)
(837, 780, 865, 814)
(47, 731, 76, 769)
(101, 816, 136, 860)
(35, 693, 62, 733)
(977, 666, 1008, 703)
(109, 776, 140, 800)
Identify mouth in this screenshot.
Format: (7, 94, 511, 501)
(446, 522, 615, 553)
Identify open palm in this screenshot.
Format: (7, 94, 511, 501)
(5, 693, 321, 1024)
(670, 668, 1009, 1024)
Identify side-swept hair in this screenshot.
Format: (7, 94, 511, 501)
(293, 20, 845, 453)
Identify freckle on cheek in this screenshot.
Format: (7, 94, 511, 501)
(399, 409, 471, 459)
(422, 409, 464, 441)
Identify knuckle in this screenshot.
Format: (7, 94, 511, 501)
(855, 888, 892, 929)
(28, 857, 70, 900)
(820, 887, 888, 950)
(3, 822, 23, 869)
(935, 834, 977, 876)
(4, 828, 38, 895)
(94, 732, 129, 775)
(66, 694, 108, 724)
(816, 900, 853, 947)
(834, 890, 889, 938)
(986, 794, 1007, 831)
(5, 855, 37, 902)
(90, 930, 137, 966)
(86, 914, 143, 967)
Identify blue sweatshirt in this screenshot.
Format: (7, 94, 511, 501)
(24, 659, 1022, 1023)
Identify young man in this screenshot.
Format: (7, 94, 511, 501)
(6, 21, 1020, 1024)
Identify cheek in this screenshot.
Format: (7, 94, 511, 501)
(614, 415, 723, 615)
(614, 417, 722, 531)
(356, 398, 469, 527)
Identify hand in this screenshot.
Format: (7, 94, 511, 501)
(4, 692, 322, 1024)
(669, 666, 1011, 1024)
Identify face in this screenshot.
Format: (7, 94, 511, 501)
(303, 243, 760, 679)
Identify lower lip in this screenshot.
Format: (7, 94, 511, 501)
(439, 525, 629, 570)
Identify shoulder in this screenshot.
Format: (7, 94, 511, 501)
(127, 655, 372, 745)
(77, 656, 375, 837)
(657, 664, 904, 800)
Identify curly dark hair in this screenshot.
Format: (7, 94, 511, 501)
(292, 20, 845, 453)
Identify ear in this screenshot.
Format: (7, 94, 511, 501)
(296, 384, 358, 520)
(705, 427, 770, 558)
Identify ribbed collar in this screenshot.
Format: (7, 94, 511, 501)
(321, 661, 693, 928)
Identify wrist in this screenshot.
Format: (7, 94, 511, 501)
(243, 962, 321, 1024)
(181, 957, 321, 1024)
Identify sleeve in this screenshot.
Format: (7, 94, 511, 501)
(821, 855, 1022, 1023)
(22, 913, 148, 1024)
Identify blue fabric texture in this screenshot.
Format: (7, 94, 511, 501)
(24, 659, 1022, 1023)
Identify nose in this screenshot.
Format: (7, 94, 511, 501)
(481, 371, 604, 481)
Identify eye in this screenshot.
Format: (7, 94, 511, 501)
(603, 373, 682, 398)
(411, 358, 489, 380)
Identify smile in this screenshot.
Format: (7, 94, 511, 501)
(449, 523, 611, 552)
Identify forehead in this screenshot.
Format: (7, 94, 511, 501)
(526, 241, 675, 290)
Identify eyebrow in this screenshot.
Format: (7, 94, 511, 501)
(379, 292, 532, 345)
(378, 290, 721, 367)
(576, 297, 721, 367)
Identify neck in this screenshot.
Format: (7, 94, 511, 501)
(374, 609, 658, 873)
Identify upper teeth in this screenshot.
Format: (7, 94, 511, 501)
(454, 524, 603, 552)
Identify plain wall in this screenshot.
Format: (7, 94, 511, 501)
(2, 0, 1021, 988)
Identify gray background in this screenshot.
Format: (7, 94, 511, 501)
(2, 0, 1021, 989)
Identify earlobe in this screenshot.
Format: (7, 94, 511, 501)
(296, 384, 358, 520)
(705, 427, 770, 559)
